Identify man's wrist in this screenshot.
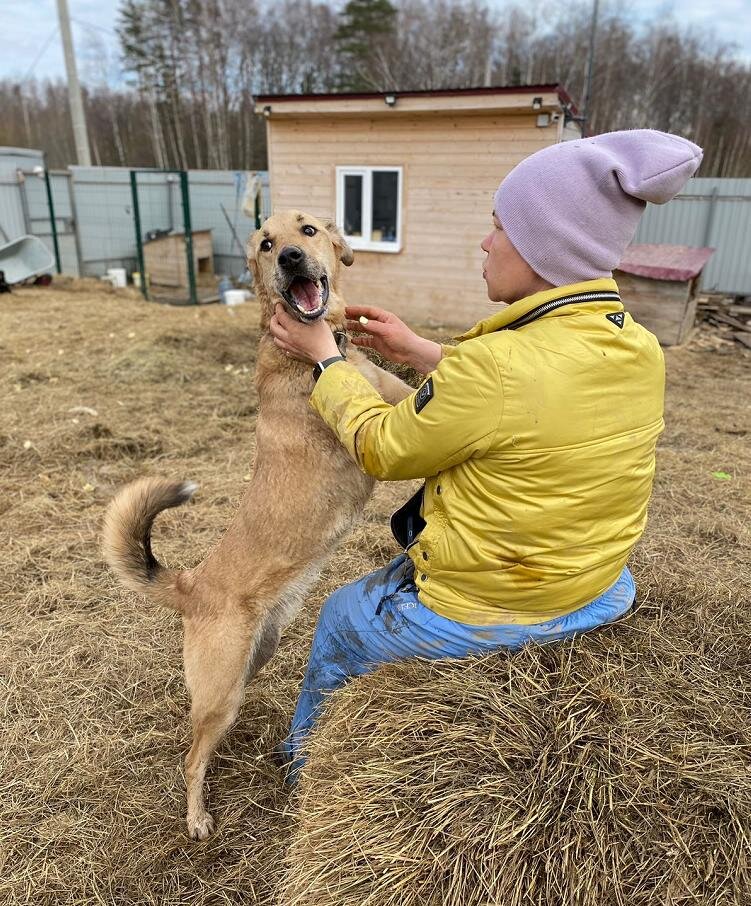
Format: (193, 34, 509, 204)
(409, 339, 443, 374)
(312, 354, 345, 382)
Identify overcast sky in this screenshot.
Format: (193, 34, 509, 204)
(0, 0, 749, 85)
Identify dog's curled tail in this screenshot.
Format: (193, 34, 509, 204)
(103, 477, 198, 613)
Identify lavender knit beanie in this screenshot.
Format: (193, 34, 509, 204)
(494, 129, 703, 286)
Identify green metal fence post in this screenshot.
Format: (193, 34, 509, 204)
(130, 171, 149, 300)
(179, 170, 197, 305)
(43, 162, 62, 274)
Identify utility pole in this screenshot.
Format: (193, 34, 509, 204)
(580, 0, 599, 137)
(56, 0, 92, 165)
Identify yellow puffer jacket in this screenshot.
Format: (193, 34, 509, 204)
(311, 278, 665, 625)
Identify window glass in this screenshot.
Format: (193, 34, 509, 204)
(344, 174, 363, 236)
(371, 171, 398, 243)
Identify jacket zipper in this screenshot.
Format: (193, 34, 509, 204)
(502, 290, 622, 331)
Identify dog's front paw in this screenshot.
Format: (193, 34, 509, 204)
(187, 810, 215, 840)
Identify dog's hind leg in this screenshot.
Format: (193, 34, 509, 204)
(182, 613, 256, 840)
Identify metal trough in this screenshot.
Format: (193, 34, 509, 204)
(0, 235, 55, 284)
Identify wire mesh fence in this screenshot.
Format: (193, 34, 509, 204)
(71, 166, 271, 303)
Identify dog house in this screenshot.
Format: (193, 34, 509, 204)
(615, 244, 715, 346)
(142, 229, 214, 288)
(255, 86, 579, 329)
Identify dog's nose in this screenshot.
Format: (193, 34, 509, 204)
(278, 245, 304, 268)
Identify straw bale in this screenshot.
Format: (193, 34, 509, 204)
(284, 599, 751, 905)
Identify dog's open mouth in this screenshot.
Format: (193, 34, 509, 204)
(282, 274, 329, 321)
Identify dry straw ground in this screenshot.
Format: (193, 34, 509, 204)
(1, 279, 749, 906)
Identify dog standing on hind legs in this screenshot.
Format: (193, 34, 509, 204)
(103, 211, 412, 839)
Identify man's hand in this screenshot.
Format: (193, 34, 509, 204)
(269, 304, 340, 364)
(345, 305, 442, 374)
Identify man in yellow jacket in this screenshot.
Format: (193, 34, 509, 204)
(269, 129, 703, 778)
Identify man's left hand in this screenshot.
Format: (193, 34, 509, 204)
(269, 303, 341, 365)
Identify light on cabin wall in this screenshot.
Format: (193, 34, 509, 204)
(384, 94, 397, 107)
(263, 105, 272, 118)
(532, 97, 543, 110)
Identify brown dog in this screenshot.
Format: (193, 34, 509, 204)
(103, 211, 411, 839)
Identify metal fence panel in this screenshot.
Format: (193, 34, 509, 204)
(71, 166, 176, 277)
(22, 170, 79, 275)
(634, 177, 751, 295)
(0, 148, 44, 242)
(0, 177, 27, 241)
(185, 170, 271, 278)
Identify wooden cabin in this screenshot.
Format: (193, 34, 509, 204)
(143, 229, 214, 288)
(255, 86, 578, 329)
(615, 244, 715, 346)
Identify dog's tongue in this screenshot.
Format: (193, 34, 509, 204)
(290, 278, 321, 312)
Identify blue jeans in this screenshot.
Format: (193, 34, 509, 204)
(282, 554, 635, 779)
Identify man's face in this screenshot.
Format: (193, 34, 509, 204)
(481, 214, 550, 304)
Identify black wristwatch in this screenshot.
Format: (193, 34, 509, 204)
(312, 354, 345, 382)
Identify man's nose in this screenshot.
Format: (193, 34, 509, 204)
(278, 245, 304, 268)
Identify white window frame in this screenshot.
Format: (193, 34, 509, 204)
(336, 166, 403, 253)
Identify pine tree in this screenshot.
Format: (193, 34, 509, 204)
(334, 0, 397, 91)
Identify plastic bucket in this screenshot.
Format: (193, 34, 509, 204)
(224, 289, 246, 306)
(107, 267, 127, 288)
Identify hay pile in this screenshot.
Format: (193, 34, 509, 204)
(1, 278, 749, 905)
(282, 340, 751, 906)
(284, 614, 750, 905)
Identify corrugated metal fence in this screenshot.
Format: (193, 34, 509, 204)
(634, 177, 751, 295)
(0, 148, 79, 273)
(0, 147, 271, 281)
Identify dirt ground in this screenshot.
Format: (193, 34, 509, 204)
(1, 280, 749, 905)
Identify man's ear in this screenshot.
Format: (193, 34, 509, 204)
(325, 220, 354, 267)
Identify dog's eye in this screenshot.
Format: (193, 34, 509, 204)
(259, 239, 272, 252)
(302, 225, 317, 237)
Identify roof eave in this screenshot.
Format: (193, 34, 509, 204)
(254, 84, 578, 117)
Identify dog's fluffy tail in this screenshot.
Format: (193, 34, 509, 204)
(103, 477, 198, 613)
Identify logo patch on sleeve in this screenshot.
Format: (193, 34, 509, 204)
(606, 312, 625, 329)
(414, 377, 434, 414)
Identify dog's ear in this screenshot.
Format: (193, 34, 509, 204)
(246, 231, 264, 288)
(246, 231, 271, 325)
(246, 229, 260, 267)
(325, 220, 354, 267)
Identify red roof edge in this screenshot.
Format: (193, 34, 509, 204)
(255, 83, 578, 115)
(617, 244, 715, 282)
